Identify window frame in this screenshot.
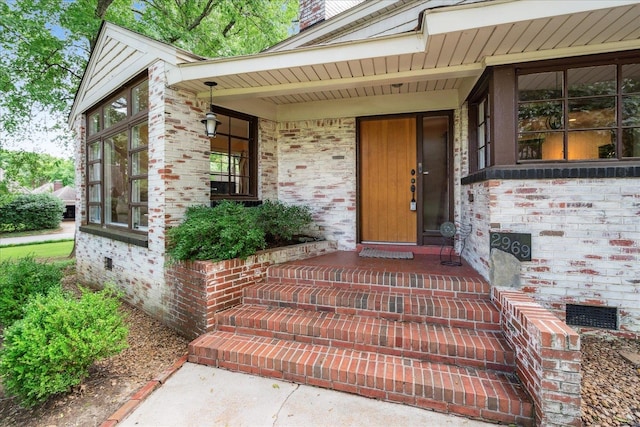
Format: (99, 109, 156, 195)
(516, 59, 640, 163)
(209, 106, 259, 201)
(84, 74, 149, 235)
(467, 50, 640, 174)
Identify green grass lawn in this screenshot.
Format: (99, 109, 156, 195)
(0, 240, 74, 262)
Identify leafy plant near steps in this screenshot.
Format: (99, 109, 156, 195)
(167, 201, 266, 261)
(255, 200, 313, 246)
(166, 200, 315, 262)
(0, 287, 129, 407)
(0, 256, 63, 326)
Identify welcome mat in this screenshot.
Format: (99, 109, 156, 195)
(358, 248, 414, 260)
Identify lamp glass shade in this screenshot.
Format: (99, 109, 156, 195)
(202, 111, 221, 137)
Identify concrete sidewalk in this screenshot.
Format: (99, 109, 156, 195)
(118, 362, 493, 427)
(0, 221, 75, 246)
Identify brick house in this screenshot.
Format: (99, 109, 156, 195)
(70, 0, 640, 336)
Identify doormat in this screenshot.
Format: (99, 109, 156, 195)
(359, 248, 414, 260)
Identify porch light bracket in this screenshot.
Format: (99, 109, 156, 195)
(201, 81, 222, 138)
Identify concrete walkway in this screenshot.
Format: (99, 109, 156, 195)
(119, 363, 494, 427)
(0, 221, 75, 246)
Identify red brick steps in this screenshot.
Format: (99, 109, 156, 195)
(217, 304, 515, 371)
(189, 331, 533, 426)
(243, 282, 501, 331)
(188, 259, 534, 425)
(268, 264, 490, 299)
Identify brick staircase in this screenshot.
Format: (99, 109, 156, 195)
(189, 256, 534, 426)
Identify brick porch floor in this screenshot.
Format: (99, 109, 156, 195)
(189, 251, 535, 426)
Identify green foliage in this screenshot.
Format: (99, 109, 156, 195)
(0, 256, 63, 326)
(255, 200, 313, 245)
(0, 149, 75, 192)
(0, 287, 129, 407)
(0, 0, 298, 140)
(167, 201, 266, 261)
(0, 193, 64, 232)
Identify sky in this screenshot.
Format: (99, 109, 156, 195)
(0, 110, 74, 159)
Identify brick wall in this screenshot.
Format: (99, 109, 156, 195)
(277, 118, 357, 250)
(165, 241, 338, 338)
(492, 287, 581, 427)
(75, 61, 211, 322)
(463, 176, 640, 333)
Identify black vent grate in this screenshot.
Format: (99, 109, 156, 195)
(566, 304, 617, 330)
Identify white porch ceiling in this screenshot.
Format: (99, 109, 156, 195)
(166, 1, 640, 117)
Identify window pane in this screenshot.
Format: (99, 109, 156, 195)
(230, 139, 250, 195)
(215, 113, 230, 135)
(105, 131, 129, 225)
(132, 150, 148, 176)
(518, 71, 562, 101)
(89, 112, 100, 135)
(132, 206, 148, 231)
(104, 93, 127, 128)
(88, 142, 101, 160)
(131, 122, 148, 149)
(623, 95, 640, 126)
(623, 128, 640, 157)
(622, 63, 640, 94)
(88, 163, 101, 181)
(567, 130, 615, 160)
(89, 184, 101, 202)
(568, 65, 616, 97)
(131, 179, 148, 203)
(89, 206, 101, 223)
(230, 117, 249, 138)
(519, 101, 563, 132)
(132, 80, 149, 114)
(568, 97, 615, 128)
(518, 132, 564, 161)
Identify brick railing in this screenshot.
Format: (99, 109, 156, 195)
(491, 287, 581, 427)
(164, 240, 337, 338)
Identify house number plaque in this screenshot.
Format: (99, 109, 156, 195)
(490, 232, 532, 261)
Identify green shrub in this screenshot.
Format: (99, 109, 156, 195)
(255, 200, 313, 245)
(0, 193, 64, 232)
(0, 287, 129, 407)
(0, 256, 63, 326)
(167, 201, 266, 261)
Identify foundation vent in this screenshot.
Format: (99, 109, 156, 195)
(566, 304, 617, 330)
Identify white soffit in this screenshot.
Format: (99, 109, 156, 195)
(167, 0, 640, 111)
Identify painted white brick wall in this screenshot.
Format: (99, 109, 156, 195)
(277, 118, 357, 250)
(488, 177, 640, 332)
(75, 61, 211, 322)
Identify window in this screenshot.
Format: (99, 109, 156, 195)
(517, 61, 640, 161)
(86, 77, 149, 232)
(476, 95, 491, 169)
(468, 75, 493, 171)
(209, 108, 257, 199)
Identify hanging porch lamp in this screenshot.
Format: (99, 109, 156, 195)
(201, 81, 222, 138)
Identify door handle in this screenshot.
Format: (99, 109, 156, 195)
(423, 171, 429, 175)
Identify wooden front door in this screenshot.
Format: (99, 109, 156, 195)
(360, 117, 417, 243)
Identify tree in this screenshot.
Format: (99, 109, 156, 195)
(0, 0, 298, 143)
(0, 149, 75, 195)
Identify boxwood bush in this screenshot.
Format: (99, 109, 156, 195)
(167, 201, 266, 261)
(0, 193, 64, 232)
(166, 200, 315, 262)
(0, 256, 63, 326)
(0, 287, 129, 407)
(255, 200, 313, 246)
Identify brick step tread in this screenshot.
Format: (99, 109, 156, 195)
(267, 264, 490, 299)
(243, 283, 501, 331)
(189, 331, 533, 426)
(217, 304, 515, 371)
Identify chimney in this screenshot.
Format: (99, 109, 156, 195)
(54, 180, 63, 191)
(298, 0, 364, 31)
